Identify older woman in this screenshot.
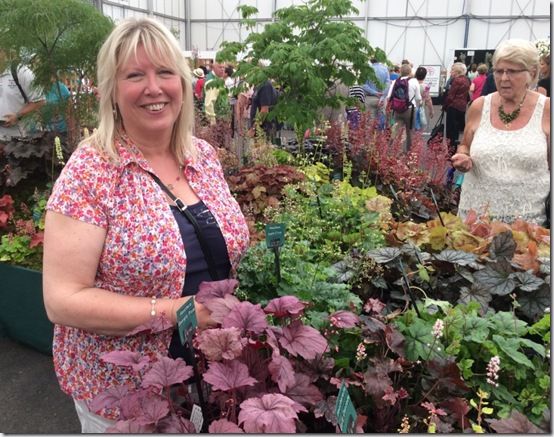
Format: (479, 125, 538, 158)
(452, 39, 550, 225)
(443, 62, 470, 153)
(43, 17, 249, 431)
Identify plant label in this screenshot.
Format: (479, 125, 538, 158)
(176, 298, 197, 346)
(265, 223, 285, 248)
(336, 381, 357, 433)
(190, 403, 204, 433)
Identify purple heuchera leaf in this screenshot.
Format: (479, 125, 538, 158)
(268, 355, 295, 392)
(279, 320, 328, 359)
(127, 314, 173, 336)
(90, 384, 133, 414)
(284, 373, 324, 406)
(222, 301, 268, 334)
(101, 350, 150, 372)
(157, 414, 197, 433)
(196, 327, 245, 361)
(238, 393, 307, 433)
(106, 420, 155, 433)
(203, 359, 257, 391)
(208, 418, 245, 433)
(142, 357, 193, 388)
(195, 279, 239, 303)
(264, 296, 306, 318)
(133, 394, 170, 426)
(329, 310, 360, 328)
(204, 295, 240, 324)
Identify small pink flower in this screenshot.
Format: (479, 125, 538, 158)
(432, 319, 444, 339)
(486, 356, 500, 387)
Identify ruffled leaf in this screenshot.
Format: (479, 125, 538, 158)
(489, 231, 516, 260)
(204, 295, 240, 324)
(278, 320, 328, 359)
(367, 247, 401, 264)
(284, 373, 324, 406)
(329, 310, 360, 328)
(268, 355, 295, 392)
(142, 357, 193, 388)
(157, 414, 196, 433)
(265, 296, 306, 318)
(106, 420, 155, 433)
(203, 360, 257, 391)
(208, 418, 244, 433)
(474, 259, 516, 296)
(238, 393, 306, 433)
(222, 301, 268, 334)
(90, 384, 133, 414)
(196, 327, 245, 361)
(195, 279, 239, 303)
(487, 410, 543, 433)
(133, 394, 170, 426)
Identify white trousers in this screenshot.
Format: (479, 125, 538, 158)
(73, 399, 116, 433)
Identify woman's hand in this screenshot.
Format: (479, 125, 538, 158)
(170, 296, 216, 329)
(451, 152, 473, 172)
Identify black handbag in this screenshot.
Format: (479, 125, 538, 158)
(427, 110, 445, 145)
(544, 191, 550, 228)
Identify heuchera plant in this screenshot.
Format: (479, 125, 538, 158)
(91, 279, 356, 433)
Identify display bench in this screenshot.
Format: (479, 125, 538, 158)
(0, 263, 53, 354)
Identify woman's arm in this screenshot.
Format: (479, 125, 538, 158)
(43, 212, 209, 336)
(450, 96, 484, 172)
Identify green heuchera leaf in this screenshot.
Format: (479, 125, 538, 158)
(492, 335, 534, 369)
(462, 315, 491, 344)
(518, 338, 546, 358)
(473, 259, 516, 296)
(529, 313, 550, 343)
(489, 312, 528, 337)
(400, 318, 436, 361)
(459, 358, 474, 379)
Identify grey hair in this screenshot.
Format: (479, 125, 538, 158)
(85, 16, 195, 163)
(451, 62, 467, 76)
(493, 39, 540, 87)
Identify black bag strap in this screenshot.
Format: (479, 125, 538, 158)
(148, 172, 220, 281)
(10, 64, 29, 104)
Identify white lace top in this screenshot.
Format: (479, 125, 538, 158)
(458, 93, 549, 224)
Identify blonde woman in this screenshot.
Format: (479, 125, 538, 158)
(43, 17, 249, 431)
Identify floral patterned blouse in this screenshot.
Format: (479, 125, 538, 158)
(46, 135, 249, 419)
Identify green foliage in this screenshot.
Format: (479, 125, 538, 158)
(0, 0, 113, 90)
(395, 302, 551, 425)
(217, 0, 386, 135)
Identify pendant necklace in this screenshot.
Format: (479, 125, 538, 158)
(167, 165, 184, 191)
(498, 91, 527, 129)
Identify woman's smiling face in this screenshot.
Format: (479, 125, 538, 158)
(115, 44, 183, 142)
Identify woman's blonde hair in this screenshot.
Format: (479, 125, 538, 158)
(493, 39, 540, 87)
(86, 16, 195, 163)
(451, 62, 467, 76)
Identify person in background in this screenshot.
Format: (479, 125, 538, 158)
(480, 70, 497, 96)
(248, 78, 278, 140)
(362, 58, 390, 125)
(389, 65, 400, 81)
(452, 39, 550, 225)
(345, 83, 366, 129)
(42, 17, 249, 432)
(443, 62, 470, 154)
(192, 67, 205, 110)
(414, 66, 434, 131)
(203, 62, 225, 124)
(0, 49, 45, 141)
(469, 63, 488, 102)
(43, 78, 71, 134)
(223, 65, 235, 91)
(467, 63, 478, 81)
(537, 53, 550, 97)
(385, 62, 422, 152)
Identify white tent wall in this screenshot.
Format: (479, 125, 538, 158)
(93, 0, 550, 69)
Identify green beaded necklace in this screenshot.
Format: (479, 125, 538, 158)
(498, 91, 527, 128)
